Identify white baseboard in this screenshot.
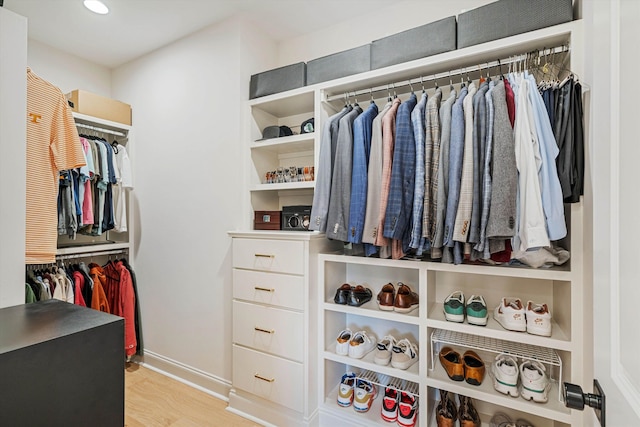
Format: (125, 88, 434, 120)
(136, 351, 231, 402)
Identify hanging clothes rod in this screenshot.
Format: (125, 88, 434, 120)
(75, 122, 127, 137)
(325, 44, 570, 102)
(55, 248, 129, 261)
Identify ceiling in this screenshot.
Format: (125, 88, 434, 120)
(5, 0, 389, 69)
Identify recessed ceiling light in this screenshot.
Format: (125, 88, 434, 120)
(84, 0, 109, 15)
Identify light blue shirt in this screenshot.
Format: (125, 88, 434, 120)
(526, 74, 567, 240)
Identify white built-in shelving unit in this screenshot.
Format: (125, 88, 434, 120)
(234, 19, 588, 427)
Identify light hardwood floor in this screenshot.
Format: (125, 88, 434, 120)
(125, 363, 260, 427)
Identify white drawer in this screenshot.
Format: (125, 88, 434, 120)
(233, 269, 305, 310)
(233, 238, 304, 275)
(232, 344, 303, 411)
(233, 300, 303, 361)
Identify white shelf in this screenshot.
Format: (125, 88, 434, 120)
(250, 181, 315, 192)
(250, 133, 315, 154)
(428, 361, 571, 424)
(72, 112, 131, 132)
(249, 88, 315, 117)
(321, 383, 421, 427)
(56, 242, 130, 256)
(323, 301, 421, 325)
(323, 345, 421, 385)
(427, 303, 572, 351)
(430, 329, 561, 368)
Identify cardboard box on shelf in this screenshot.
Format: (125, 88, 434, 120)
(66, 90, 132, 125)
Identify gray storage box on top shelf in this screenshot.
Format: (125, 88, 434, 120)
(457, 0, 574, 49)
(370, 16, 456, 70)
(307, 45, 371, 85)
(249, 62, 307, 99)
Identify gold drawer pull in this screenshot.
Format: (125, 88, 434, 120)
(254, 253, 274, 258)
(254, 286, 275, 293)
(254, 327, 275, 334)
(254, 374, 275, 383)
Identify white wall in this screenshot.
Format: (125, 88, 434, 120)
(111, 17, 277, 391)
(0, 8, 27, 308)
(276, 0, 495, 66)
(27, 39, 111, 97)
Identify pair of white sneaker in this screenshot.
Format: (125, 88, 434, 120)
(493, 297, 552, 336)
(491, 353, 550, 403)
(335, 329, 377, 359)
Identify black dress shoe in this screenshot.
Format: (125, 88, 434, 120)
(348, 285, 372, 307)
(334, 283, 352, 304)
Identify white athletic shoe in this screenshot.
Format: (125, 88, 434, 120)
(526, 301, 552, 337)
(519, 360, 549, 403)
(491, 353, 520, 397)
(390, 338, 418, 370)
(494, 297, 527, 332)
(374, 335, 397, 366)
(348, 330, 377, 359)
(335, 329, 352, 356)
(443, 290, 465, 323)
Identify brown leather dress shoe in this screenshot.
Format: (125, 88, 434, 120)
(458, 395, 481, 427)
(463, 350, 485, 386)
(376, 283, 395, 311)
(439, 347, 464, 381)
(394, 283, 419, 313)
(436, 389, 457, 427)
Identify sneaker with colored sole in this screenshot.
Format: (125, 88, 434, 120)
(397, 391, 418, 427)
(466, 295, 488, 326)
(353, 379, 377, 413)
(444, 291, 465, 322)
(337, 371, 357, 407)
(519, 360, 549, 403)
(491, 353, 520, 397)
(380, 386, 399, 422)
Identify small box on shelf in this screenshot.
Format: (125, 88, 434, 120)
(254, 210, 281, 230)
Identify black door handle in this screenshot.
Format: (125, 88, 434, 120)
(563, 379, 605, 427)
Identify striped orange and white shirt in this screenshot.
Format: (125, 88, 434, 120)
(26, 68, 86, 264)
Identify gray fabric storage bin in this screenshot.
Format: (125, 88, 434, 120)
(457, 0, 573, 49)
(371, 17, 456, 70)
(307, 45, 371, 85)
(249, 62, 307, 99)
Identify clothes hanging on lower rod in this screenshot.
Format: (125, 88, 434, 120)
(25, 251, 142, 357)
